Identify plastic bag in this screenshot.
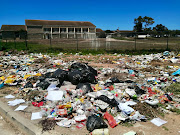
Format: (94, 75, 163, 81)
(110, 77, 120, 83)
(68, 70, 83, 85)
(86, 114, 108, 132)
(36, 81, 50, 90)
(24, 81, 33, 88)
(103, 112, 117, 128)
(70, 62, 97, 76)
(96, 95, 118, 107)
(81, 70, 97, 84)
(52, 69, 68, 83)
(135, 86, 145, 95)
(76, 83, 93, 94)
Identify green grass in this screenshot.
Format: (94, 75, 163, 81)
(170, 108, 180, 115)
(162, 126, 169, 131)
(164, 83, 180, 95)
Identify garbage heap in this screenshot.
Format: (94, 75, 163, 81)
(0, 52, 180, 134)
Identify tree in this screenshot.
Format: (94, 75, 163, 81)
(104, 30, 114, 33)
(134, 16, 154, 32)
(153, 24, 168, 32)
(152, 24, 168, 37)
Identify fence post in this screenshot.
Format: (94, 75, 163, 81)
(14, 38, 16, 49)
(50, 36, 52, 48)
(25, 34, 28, 50)
(76, 33, 78, 51)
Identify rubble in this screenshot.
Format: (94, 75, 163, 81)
(0, 51, 179, 134)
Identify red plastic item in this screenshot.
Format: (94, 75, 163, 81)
(32, 101, 44, 107)
(104, 112, 117, 128)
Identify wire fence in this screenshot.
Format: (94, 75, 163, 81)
(0, 32, 180, 52)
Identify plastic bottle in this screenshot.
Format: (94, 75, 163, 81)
(91, 128, 109, 135)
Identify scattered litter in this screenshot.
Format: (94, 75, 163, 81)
(5, 94, 15, 99)
(151, 117, 167, 126)
(0, 52, 179, 134)
(31, 112, 42, 120)
(8, 99, 25, 106)
(14, 105, 28, 111)
(46, 90, 63, 101)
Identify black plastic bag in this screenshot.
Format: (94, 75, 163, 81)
(95, 95, 118, 107)
(110, 77, 120, 83)
(104, 82, 113, 87)
(81, 70, 97, 84)
(44, 72, 53, 78)
(52, 69, 69, 84)
(68, 70, 83, 85)
(24, 81, 33, 88)
(86, 114, 108, 132)
(135, 86, 145, 95)
(70, 62, 97, 76)
(76, 83, 93, 94)
(38, 76, 46, 82)
(88, 65, 97, 76)
(36, 81, 50, 90)
(125, 80, 134, 83)
(70, 62, 87, 71)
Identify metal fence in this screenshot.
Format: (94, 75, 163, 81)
(0, 32, 180, 51)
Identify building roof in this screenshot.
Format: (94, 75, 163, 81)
(1, 25, 26, 31)
(25, 20, 96, 27)
(96, 28, 104, 32)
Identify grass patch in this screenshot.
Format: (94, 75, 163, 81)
(120, 121, 134, 127)
(162, 126, 169, 131)
(170, 108, 180, 115)
(164, 83, 180, 95)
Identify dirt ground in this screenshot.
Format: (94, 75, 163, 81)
(0, 114, 24, 135)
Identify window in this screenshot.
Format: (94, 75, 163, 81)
(75, 28, 81, 33)
(52, 28, 59, 33)
(83, 28, 88, 32)
(60, 28, 66, 33)
(44, 28, 51, 32)
(68, 28, 74, 33)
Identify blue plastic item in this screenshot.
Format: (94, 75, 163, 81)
(0, 83, 4, 88)
(172, 69, 180, 76)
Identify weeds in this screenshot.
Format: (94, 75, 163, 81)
(164, 83, 180, 95)
(162, 126, 169, 131)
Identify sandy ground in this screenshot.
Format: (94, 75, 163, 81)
(0, 114, 24, 135)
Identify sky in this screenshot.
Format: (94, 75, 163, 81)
(0, 0, 180, 30)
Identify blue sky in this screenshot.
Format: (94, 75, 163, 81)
(0, 0, 179, 30)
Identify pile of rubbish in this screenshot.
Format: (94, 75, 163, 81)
(0, 51, 180, 134)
